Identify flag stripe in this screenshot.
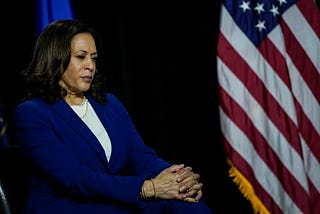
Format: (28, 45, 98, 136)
(284, 5, 320, 70)
(295, 0, 320, 37)
(282, 14, 320, 104)
(256, 36, 291, 87)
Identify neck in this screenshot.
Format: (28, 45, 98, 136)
(65, 95, 86, 106)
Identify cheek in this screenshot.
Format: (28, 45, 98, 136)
(64, 64, 81, 78)
(67, 60, 83, 73)
(61, 70, 76, 84)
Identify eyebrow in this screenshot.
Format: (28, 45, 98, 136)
(75, 50, 98, 55)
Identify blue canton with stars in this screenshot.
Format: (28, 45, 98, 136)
(224, 0, 297, 46)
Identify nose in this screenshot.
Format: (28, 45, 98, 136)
(86, 59, 95, 71)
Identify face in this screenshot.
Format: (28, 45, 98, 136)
(59, 33, 98, 97)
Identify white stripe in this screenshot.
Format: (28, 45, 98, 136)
(300, 135, 320, 193)
(217, 57, 309, 192)
(220, 5, 298, 125)
(283, 5, 320, 73)
(287, 56, 320, 134)
(219, 107, 303, 214)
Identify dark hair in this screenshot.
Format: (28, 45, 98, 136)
(21, 19, 107, 104)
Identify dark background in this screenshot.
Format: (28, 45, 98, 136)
(3, 0, 257, 213)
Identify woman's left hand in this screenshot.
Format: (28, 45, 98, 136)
(175, 166, 203, 202)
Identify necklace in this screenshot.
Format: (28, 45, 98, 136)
(79, 98, 89, 119)
(70, 97, 89, 119)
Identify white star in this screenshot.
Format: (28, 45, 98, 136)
(270, 5, 280, 16)
(256, 20, 266, 32)
(254, 3, 265, 14)
(277, 0, 287, 6)
(239, 1, 251, 13)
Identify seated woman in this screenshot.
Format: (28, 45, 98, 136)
(14, 20, 213, 214)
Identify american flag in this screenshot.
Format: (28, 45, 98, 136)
(216, 0, 320, 213)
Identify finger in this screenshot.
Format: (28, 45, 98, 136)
(182, 197, 198, 203)
(181, 182, 203, 196)
(179, 177, 201, 192)
(194, 189, 203, 201)
(177, 168, 197, 182)
(182, 187, 203, 202)
(168, 164, 185, 173)
(181, 189, 201, 202)
(178, 166, 192, 175)
(179, 181, 193, 193)
(184, 184, 200, 196)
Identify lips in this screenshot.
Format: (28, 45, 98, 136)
(81, 76, 92, 83)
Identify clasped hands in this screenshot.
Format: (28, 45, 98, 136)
(141, 164, 202, 203)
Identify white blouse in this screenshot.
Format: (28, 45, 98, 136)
(71, 99, 112, 161)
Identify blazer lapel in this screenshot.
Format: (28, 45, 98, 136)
(86, 96, 119, 168)
(51, 99, 110, 167)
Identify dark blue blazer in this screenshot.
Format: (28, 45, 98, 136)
(14, 93, 171, 214)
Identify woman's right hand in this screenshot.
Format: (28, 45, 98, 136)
(141, 164, 202, 202)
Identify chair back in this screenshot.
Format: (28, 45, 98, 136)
(0, 146, 28, 214)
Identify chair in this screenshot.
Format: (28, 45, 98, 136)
(0, 146, 28, 214)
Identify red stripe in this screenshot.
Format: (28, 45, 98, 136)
(257, 38, 291, 86)
(294, 100, 320, 161)
(219, 86, 311, 213)
(281, 21, 320, 104)
(296, 0, 320, 37)
(307, 177, 320, 213)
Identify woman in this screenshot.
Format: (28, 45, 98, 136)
(14, 20, 212, 213)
